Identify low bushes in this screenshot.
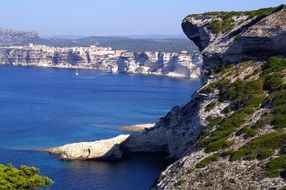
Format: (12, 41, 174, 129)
(265, 156, 286, 178)
(196, 155, 218, 168)
(230, 132, 286, 161)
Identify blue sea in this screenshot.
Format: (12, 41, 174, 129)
(0, 65, 200, 190)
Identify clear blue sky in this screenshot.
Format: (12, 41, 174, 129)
(0, 0, 285, 36)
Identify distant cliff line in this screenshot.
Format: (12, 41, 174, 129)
(0, 44, 202, 79)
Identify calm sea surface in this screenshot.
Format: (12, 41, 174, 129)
(0, 65, 200, 190)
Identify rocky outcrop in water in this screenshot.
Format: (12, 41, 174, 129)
(47, 135, 129, 160)
(0, 44, 202, 79)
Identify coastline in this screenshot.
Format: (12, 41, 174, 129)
(0, 62, 200, 80)
(120, 123, 155, 132)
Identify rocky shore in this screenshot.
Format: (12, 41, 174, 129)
(120, 123, 155, 132)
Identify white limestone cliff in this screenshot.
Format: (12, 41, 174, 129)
(0, 44, 202, 79)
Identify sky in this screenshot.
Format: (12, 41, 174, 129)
(0, 0, 285, 36)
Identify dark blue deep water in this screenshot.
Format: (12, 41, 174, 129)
(0, 65, 200, 190)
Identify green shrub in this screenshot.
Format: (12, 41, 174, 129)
(199, 110, 247, 153)
(206, 139, 234, 153)
(200, 6, 280, 19)
(205, 6, 281, 34)
(261, 57, 286, 128)
(272, 114, 286, 129)
(218, 79, 265, 106)
(0, 164, 53, 190)
(272, 90, 286, 106)
(196, 155, 218, 168)
(220, 150, 234, 158)
(230, 132, 286, 161)
(262, 57, 286, 75)
(247, 6, 282, 18)
(264, 73, 284, 92)
(206, 116, 223, 130)
(215, 79, 230, 92)
(220, 110, 248, 128)
(211, 18, 234, 34)
(265, 156, 286, 178)
(252, 114, 272, 129)
(210, 19, 224, 34)
(235, 125, 256, 138)
(271, 88, 286, 128)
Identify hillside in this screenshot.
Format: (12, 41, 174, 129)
(0, 28, 41, 45)
(74, 37, 197, 53)
(150, 5, 286, 189)
(0, 28, 197, 53)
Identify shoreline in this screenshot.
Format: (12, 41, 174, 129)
(120, 123, 155, 133)
(0, 62, 200, 80)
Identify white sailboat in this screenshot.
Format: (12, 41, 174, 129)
(75, 68, 79, 76)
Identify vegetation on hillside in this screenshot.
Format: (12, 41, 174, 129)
(0, 164, 53, 190)
(196, 56, 286, 178)
(188, 6, 282, 34)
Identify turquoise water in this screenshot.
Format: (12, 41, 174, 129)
(0, 65, 200, 190)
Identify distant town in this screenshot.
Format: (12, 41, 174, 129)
(0, 43, 202, 79)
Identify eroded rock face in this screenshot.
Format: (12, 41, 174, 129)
(122, 93, 204, 158)
(0, 45, 202, 79)
(47, 135, 129, 160)
(182, 5, 286, 67)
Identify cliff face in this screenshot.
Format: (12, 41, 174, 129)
(0, 45, 202, 79)
(147, 5, 286, 189)
(182, 5, 286, 68)
(122, 93, 204, 157)
(123, 5, 286, 159)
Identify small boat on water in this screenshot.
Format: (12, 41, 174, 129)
(75, 68, 79, 76)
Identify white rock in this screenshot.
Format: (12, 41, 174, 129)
(47, 134, 130, 160)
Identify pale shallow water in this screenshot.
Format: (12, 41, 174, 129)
(0, 65, 200, 190)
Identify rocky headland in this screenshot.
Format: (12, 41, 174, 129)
(47, 135, 129, 160)
(48, 5, 286, 190)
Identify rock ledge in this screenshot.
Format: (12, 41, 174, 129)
(47, 134, 130, 160)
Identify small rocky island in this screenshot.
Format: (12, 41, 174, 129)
(48, 5, 286, 189)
